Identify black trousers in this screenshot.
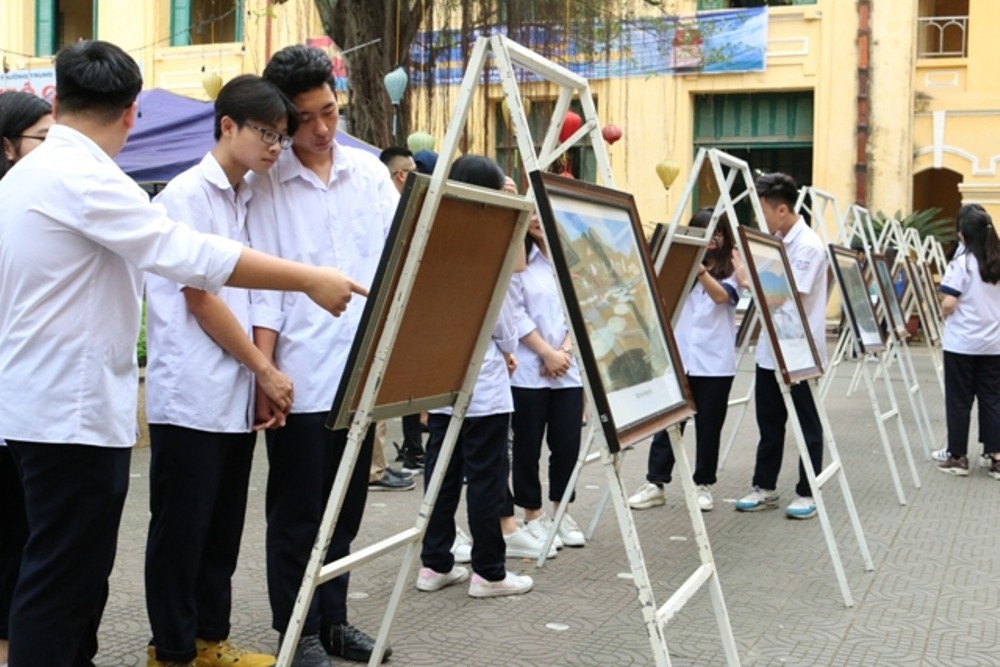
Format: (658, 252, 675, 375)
(511, 387, 583, 509)
(265, 413, 373, 636)
(145, 425, 256, 663)
(752, 366, 824, 498)
(646, 375, 735, 486)
(401, 413, 424, 455)
(0, 446, 27, 640)
(7, 441, 130, 667)
(944, 351, 1000, 456)
(421, 413, 508, 581)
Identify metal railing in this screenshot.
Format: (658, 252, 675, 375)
(917, 15, 968, 58)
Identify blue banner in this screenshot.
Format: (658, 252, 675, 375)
(409, 7, 767, 86)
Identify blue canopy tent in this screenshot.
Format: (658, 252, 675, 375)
(115, 88, 378, 183)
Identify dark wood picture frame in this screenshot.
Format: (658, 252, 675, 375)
(828, 245, 886, 354)
(871, 254, 909, 341)
(902, 257, 941, 344)
(530, 170, 694, 452)
(652, 224, 709, 327)
(327, 173, 532, 430)
(737, 226, 824, 384)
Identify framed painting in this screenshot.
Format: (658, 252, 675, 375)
(530, 171, 694, 451)
(652, 224, 710, 326)
(828, 245, 886, 354)
(902, 257, 941, 344)
(327, 173, 533, 430)
(871, 254, 908, 341)
(737, 226, 824, 384)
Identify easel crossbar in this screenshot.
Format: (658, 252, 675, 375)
(657, 563, 716, 626)
(315, 529, 422, 585)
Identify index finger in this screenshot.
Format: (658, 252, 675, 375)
(350, 281, 369, 298)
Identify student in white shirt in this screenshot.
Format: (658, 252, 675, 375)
(247, 45, 398, 666)
(735, 172, 828, 520)
(629, 208, 746, 513)
(0, 41, 363, 667)
(0, 90, 53, 667)
(143, 75, 302, 667)
(414, 154, 534, 599)
(935, 204, 1000, 478)
(507, 210, 586, 547)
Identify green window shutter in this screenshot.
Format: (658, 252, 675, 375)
(92, 1, 99, 38)
(234, 0, 244, 42)
(35, 0, 56, 56)
(171, 0, 192, 47)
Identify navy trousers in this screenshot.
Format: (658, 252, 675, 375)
(511, 387, 583, 509)
(943, 351, 1000, 456)
(7, 441, 130, 667)
(265, 414, 373, 635)
(145, 425, 256, 662)
(0, 446, 27, 640)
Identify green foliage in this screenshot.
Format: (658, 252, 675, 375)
(137, 300, 147, 368)
(870, 207, 957, 250)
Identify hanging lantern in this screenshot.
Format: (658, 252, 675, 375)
(601, 124, 622, 145)
(407, 131, 436, 153)
(558, 110, 583, 143)
(201, 71, 223, 101)
(655, 158, 681, 189)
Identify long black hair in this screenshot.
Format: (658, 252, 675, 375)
(448, 154, 505, 190)
(690, 207, 735, 280)
(0, 91, 52, 178)
(956, 203, 1000, 284)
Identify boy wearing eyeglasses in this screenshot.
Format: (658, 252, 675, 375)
(142, 74, 302, 667)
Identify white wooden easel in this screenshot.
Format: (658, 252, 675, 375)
(486, 34, 739, 666)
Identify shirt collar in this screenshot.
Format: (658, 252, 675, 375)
(198, 152, 251, 205)
(778, 216, 807, 243)
(277, 141, 350, 186)
(48, 124, 119, 168)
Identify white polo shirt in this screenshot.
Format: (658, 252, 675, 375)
(145, 153, 256, 432)
(510, 245, 582, 389)
(432, 286, 518, 418)
(674, 272, 740, 377)
(940, 250, 1000, 355)
(0, 125, 242, 447)
(246, 142, 399, 412)
(755, 218, 828, 371)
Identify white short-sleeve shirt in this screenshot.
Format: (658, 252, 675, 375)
(246, 143, 399, 412)
(674, 273, 740, 377)
(145, 153, 257, 433)
(940, 249, 1000, 355)
(755, 218, 829, 371)
(0, 125, 243, 447)
(510, 246, 582, 389)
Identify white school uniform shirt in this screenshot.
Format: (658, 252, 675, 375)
(246, 142, 398, 412)
(0, 125, 242, 447)
(674, 272, 740, 377)
(939, 249, 1000, 355)
(144, 153, 257, 432)
(755, 217, 829, 371)
(510, 245, 582, 389)
(431, 286, 518, 418)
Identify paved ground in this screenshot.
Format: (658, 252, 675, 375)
(95, 345, 998, 666)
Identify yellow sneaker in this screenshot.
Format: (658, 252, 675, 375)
(146, 646, 197, 667)
(195, 639, 276, 667)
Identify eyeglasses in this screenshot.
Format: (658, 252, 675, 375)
(17, 134, 47, 142)
(244, 122, 294, 149)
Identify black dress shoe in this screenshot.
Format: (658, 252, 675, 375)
(321, 623, 392, 663)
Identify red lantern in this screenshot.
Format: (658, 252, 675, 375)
(558, 111, 583, 142)
(601, 124, 622, 145)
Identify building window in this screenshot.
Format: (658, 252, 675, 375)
(494, 98, 596, 188)
(171, 0, 243, 47)
(697, 0, 816, 9)
(917, 0, 969, 58)
(36, 0, 96, 57)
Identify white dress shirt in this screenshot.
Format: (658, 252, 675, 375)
(755, 218, 829, 371)
(510, 245, 582, 389)
(145, 153, 256, 432)
(674, 272, 740, 377)
(940, 250, 1000, 355)
(246, 142, 399, 412)
(0, 125, 242, 447)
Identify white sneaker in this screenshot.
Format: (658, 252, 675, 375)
(556, 513, 585, 547)
(524, 515, 564, 549)
(628, 482, 665, 510)
(734, 487, 779, 512)
(696, 485, 714, 512)
(785, 495, 817, 520)
(931, 448, 948, 462)
(503, 527, 556, 560)
(468, 571, 533, 598)
(416, 565, 470, 591)
(451, 526, 472, 564)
